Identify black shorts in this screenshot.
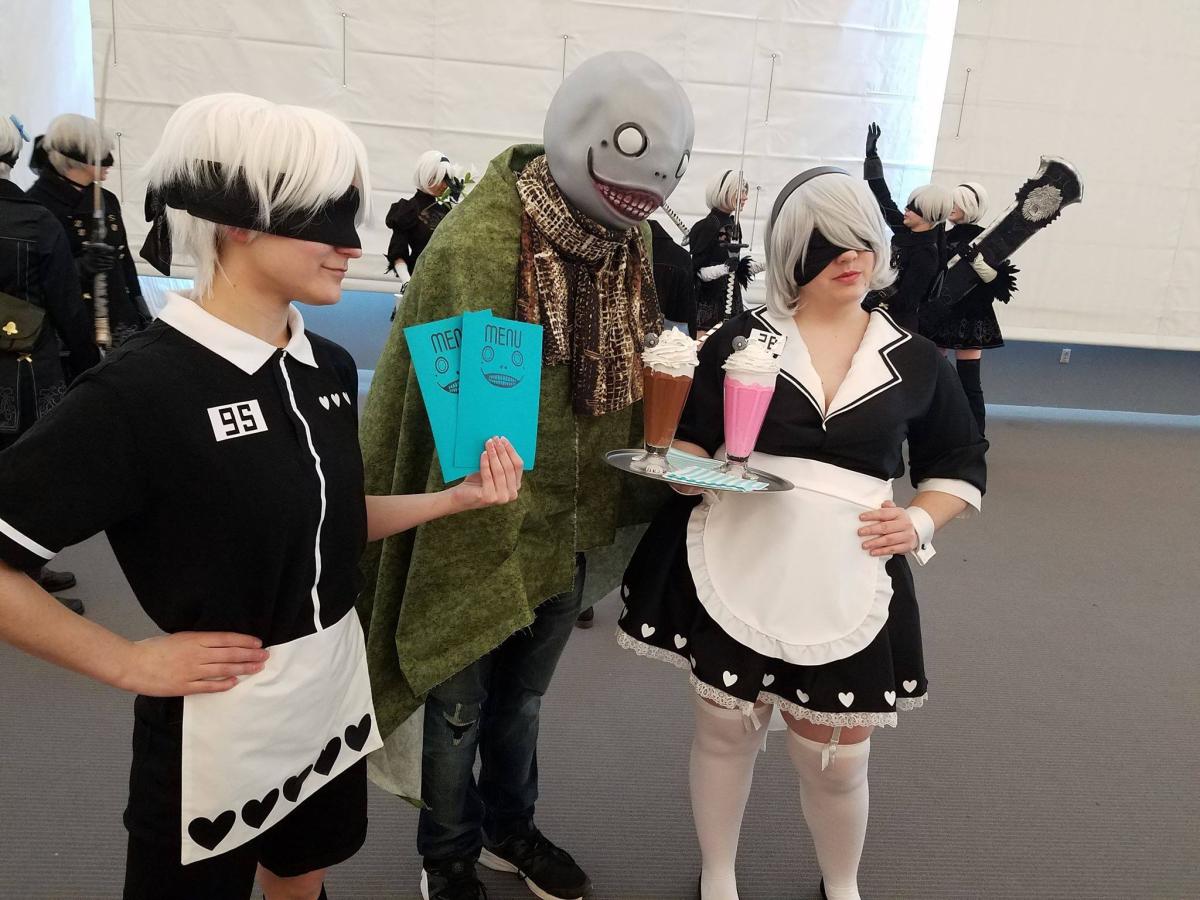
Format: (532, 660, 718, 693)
(122, 697, 366, 899)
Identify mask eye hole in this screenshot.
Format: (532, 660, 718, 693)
(613, 123, 647, 158)
(676, 152, 690, 178)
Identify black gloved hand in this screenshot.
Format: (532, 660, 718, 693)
(722, 241, 748, 268)
(865, 122, 882, 158)
(963, 244, 993, 267)
(80, 241, 116, 276)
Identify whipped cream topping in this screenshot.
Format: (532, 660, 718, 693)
(722, 339, 781, 375)
(642, 328, 699, 370)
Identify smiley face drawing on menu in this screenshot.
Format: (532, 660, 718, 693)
(480, 321, 526, 389)
(429, 322, 464, 394)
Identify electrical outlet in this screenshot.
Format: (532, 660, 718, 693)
(1059, 348, 1072, 364)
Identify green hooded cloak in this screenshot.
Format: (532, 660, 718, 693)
(358, 144, 666, 791)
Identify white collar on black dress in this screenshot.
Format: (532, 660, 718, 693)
(750, 305, 911, 428)
(157, 291, 318, 374)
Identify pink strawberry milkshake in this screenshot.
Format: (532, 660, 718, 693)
(722, 337, 780, 467)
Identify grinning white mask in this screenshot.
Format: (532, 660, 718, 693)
(544, 51, 695, 231)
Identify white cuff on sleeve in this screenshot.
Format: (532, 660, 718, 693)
(916, 478, 982, 515)
(969, 254, 998, 283)
(699, 264, 731, 282)
(906, 506, 936, 566)
(0, 516, 55, 560)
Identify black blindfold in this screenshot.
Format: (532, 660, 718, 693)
(139, 161, 361, 275)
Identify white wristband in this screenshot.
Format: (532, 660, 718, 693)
(906, 506, 936, 566)
(699, 263, 731, 282)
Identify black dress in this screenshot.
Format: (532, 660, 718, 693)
(918, 223, 1011, 350)
(0, 179, 102, 447)
(384, 190, 448, 276)
(26, 169, 149, 346)
(689, 209, 742, 332)
(649, 219, 697, 336)
(0, 293, 381, 876)
(864, 160, 945, 334)
(617, 306, 987, 727)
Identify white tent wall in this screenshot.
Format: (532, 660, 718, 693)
(89, 0, 957, 295)
(932, 0, 1200, 350)
(0, 0, 95, 190)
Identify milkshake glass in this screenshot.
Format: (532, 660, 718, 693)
(721, 336, 780, 480)
(635, 329, 700, 474)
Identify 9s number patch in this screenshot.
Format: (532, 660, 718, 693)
(208, 400, 268, 442)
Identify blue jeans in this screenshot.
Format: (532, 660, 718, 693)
(417, 556, 585, 862)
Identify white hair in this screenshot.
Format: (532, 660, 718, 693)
(953, 181, 988, 224)
(705, 169, 748, 213)
(764, 174, 895, 318)
(906, 183, 954, 224)
(143, 93, 371, 298)
(0, 115, 22, 168)
(41, 113, 114, 176)
(413, 149, 451, 193)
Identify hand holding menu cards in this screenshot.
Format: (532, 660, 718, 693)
(404, 310, 542, 483)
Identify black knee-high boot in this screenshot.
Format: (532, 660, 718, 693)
(956, 357, 986, 435)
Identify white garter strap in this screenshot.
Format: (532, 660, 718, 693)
(821, 725, 843, 771)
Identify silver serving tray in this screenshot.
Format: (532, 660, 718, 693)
(604, 448, 794, 493)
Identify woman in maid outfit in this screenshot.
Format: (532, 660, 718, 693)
(617, 167, 987, 900)
(919, 182, 1017, 435)
(0, 93, 523, 900)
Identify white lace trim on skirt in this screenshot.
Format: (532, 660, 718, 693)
(617, 630, 926, 729)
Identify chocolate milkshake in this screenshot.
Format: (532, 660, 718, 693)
(635, 329, 699, 473)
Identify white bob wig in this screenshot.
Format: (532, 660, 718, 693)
(0, 115, 24, 178)
(906, 183, 954, 224)
(413, 149, 452, 193)
(705, 169, 748, 213)
(143, 93, 371, 298)
(764, 172, 895, 318)
(39, 113, 114, 177)
(953, 181, 988, 224)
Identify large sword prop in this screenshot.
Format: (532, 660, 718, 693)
(938, 156, 1083, 307)
(659, 201, 690, 244)
(725, 17, 760, 319)
(89, 36, 115, 349)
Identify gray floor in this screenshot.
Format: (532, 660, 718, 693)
(1, 410, 1198, 899)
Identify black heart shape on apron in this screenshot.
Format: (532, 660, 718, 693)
(187, 810, 236, 850)
(241, 788, 279, 829)
(314, 736, 342, 776)
(344, 714, 372, 752)
(283, 764, 314, 802)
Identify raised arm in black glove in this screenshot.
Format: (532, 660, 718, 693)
(866, 122, 882, 158)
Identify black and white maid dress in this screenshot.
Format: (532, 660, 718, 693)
(617, 305, 987, 728)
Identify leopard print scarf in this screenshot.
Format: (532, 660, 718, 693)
(515, 155, 661, 417)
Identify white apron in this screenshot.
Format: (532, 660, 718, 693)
(687, 452, 895, 667)
(179, 607, 382, 864)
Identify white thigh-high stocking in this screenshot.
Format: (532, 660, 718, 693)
(689, 695, 766, 900)
(788, 731, 871, 900)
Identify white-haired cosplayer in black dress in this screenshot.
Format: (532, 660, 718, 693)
(617, 166, 987, 900)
